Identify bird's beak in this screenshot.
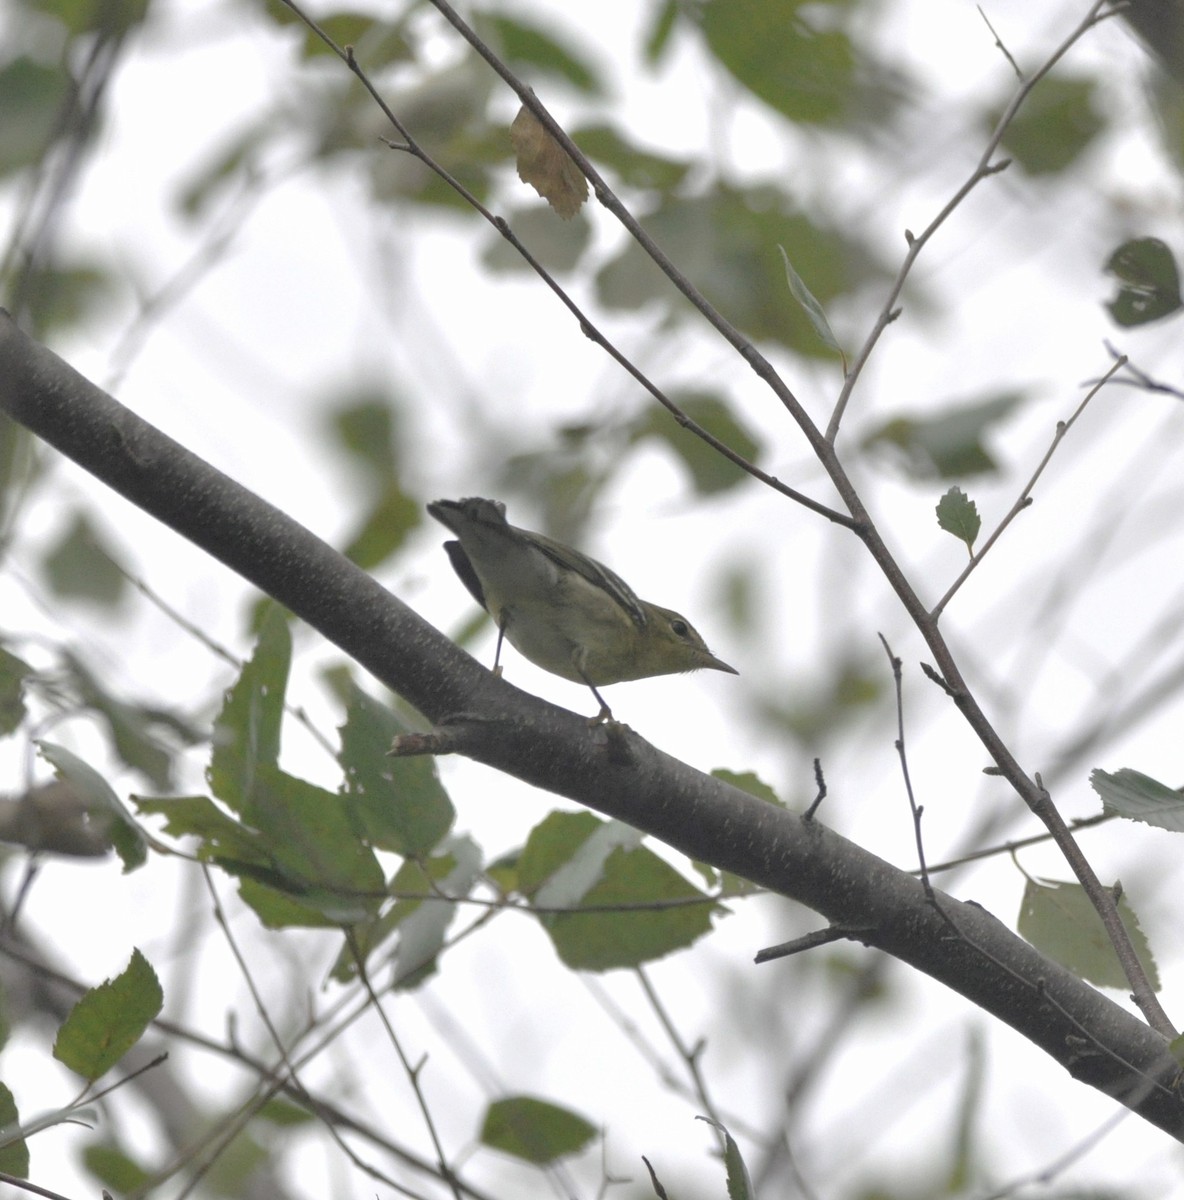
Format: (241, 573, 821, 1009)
(702, 651, 738, 675)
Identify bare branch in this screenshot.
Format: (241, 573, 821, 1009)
(826, 0, 1118, 442)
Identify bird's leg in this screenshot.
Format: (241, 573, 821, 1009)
(588, 687, 613, 724)
(492, 616, 507, 679)
(576, 668, 613, 724)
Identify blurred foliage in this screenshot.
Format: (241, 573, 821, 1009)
(757, 651, 884, 748)
(595, 184, 888, 356)
(994, 73, 1105, 175)
(41, 511, 128, 607)
(629, 390, 763, 494)
(0, 57, 75, 177)
(861, 391, 1025, 481)
(479, 1095, 598, 1165)
(0, 0, 1179, 1195)
(481, 12, 606, 95)
(325, 389, 422, 568)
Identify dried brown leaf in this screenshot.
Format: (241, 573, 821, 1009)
(509, 105, 588, 219)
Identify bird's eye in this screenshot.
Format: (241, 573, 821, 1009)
(670, 619, 689, 638)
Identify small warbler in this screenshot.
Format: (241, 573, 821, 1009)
(427, 497, 737, 720)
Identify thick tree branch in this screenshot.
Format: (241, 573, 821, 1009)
(329, 0, 1165, 1025)
(1, 312, 1181, 1139)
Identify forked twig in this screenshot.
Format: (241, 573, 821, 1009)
(278, 0, 855, 528)
(931, 355, 1127, 620)
(879, 634, 932, 896)
(825, 0, 1120, 442)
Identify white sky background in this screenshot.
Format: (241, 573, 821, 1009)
(5, 0, 1184, 1195)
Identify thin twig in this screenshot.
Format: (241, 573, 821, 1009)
(277, 0, 854, 528)
(635, 965, 727, 1154)
(1103, 341, 1184, 401)
(804, 757, 827, 820)
(879, 635, 932, 896)
(347, 933, 466, 1200)
(754, 924, 874, 963)
(977, 5, 1024, 80)
(423, 0, 815, 426)
(199, 869, 426, 1199)
(974, 1107, 1131, 1198)
(0, 938, 500, 1200)
(922, 812, 1112, 875)
(0, 1172, 81, 1200)
(826, 0, 1118, 442)
(931, 355, 1126, 620)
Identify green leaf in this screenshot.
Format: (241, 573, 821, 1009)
(998, 74, 1104, 175)
(39, 743, 147, 872)
(1104, 238, 1183, 327)
(41, 511, 127, 607)
(480, 1095, 596, 1164)
(177, 127, 267, 218)
(711, 769, 784, 808)
(333, 841, 482, 986)
(329, 393, 400, 477)
(936, 487, 981, 554)
(0, 1083, 29, 1178)
(596, 184, 885, 357)
(53, 949, 163, 1081)
(698, 1117, 756, 1200)
(0, 58, 72, 177)
(64, 653, 184, 789)
(699, 0, 854, 124)
(144, 772, 385, 927)
(342, 482, 421, 569)
(336, 679, 455, 856)
(82, 1141, 152, 1192)
(209, 604, 291, 818)
(0, 645, 32, 736)
(389, 837, 482, 988)
(325, 395, 420, 567)
(28, 0, 149, 36)
(335, 856, 448, 979)
(132, 794, 271, 866)
(1017, 878, 1160, 991)
(1091, 768, 1184, 832)
(255, 1097, 317, 1126)
(486, 15, 604, 94)
(630, 391, 761, 495)
(779, 245, 843, 356)
(571, 124, 690, 191)
(228, 766, 384, 924)
(521, 812, 718, 970)
(300, 13, 411, 65)
(643, 0, 680, 64)
(862, 391, 1023, 480)
(235, 876, 348, 930)
(0, 411, 31, 529)
(482, 205, 592, 274)
(518, 810, 610, 895)
(17, 259, 115, 338)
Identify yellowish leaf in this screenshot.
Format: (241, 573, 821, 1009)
(509, 105, 588, 219)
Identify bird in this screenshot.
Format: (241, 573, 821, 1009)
(427, 497, 736, 721)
